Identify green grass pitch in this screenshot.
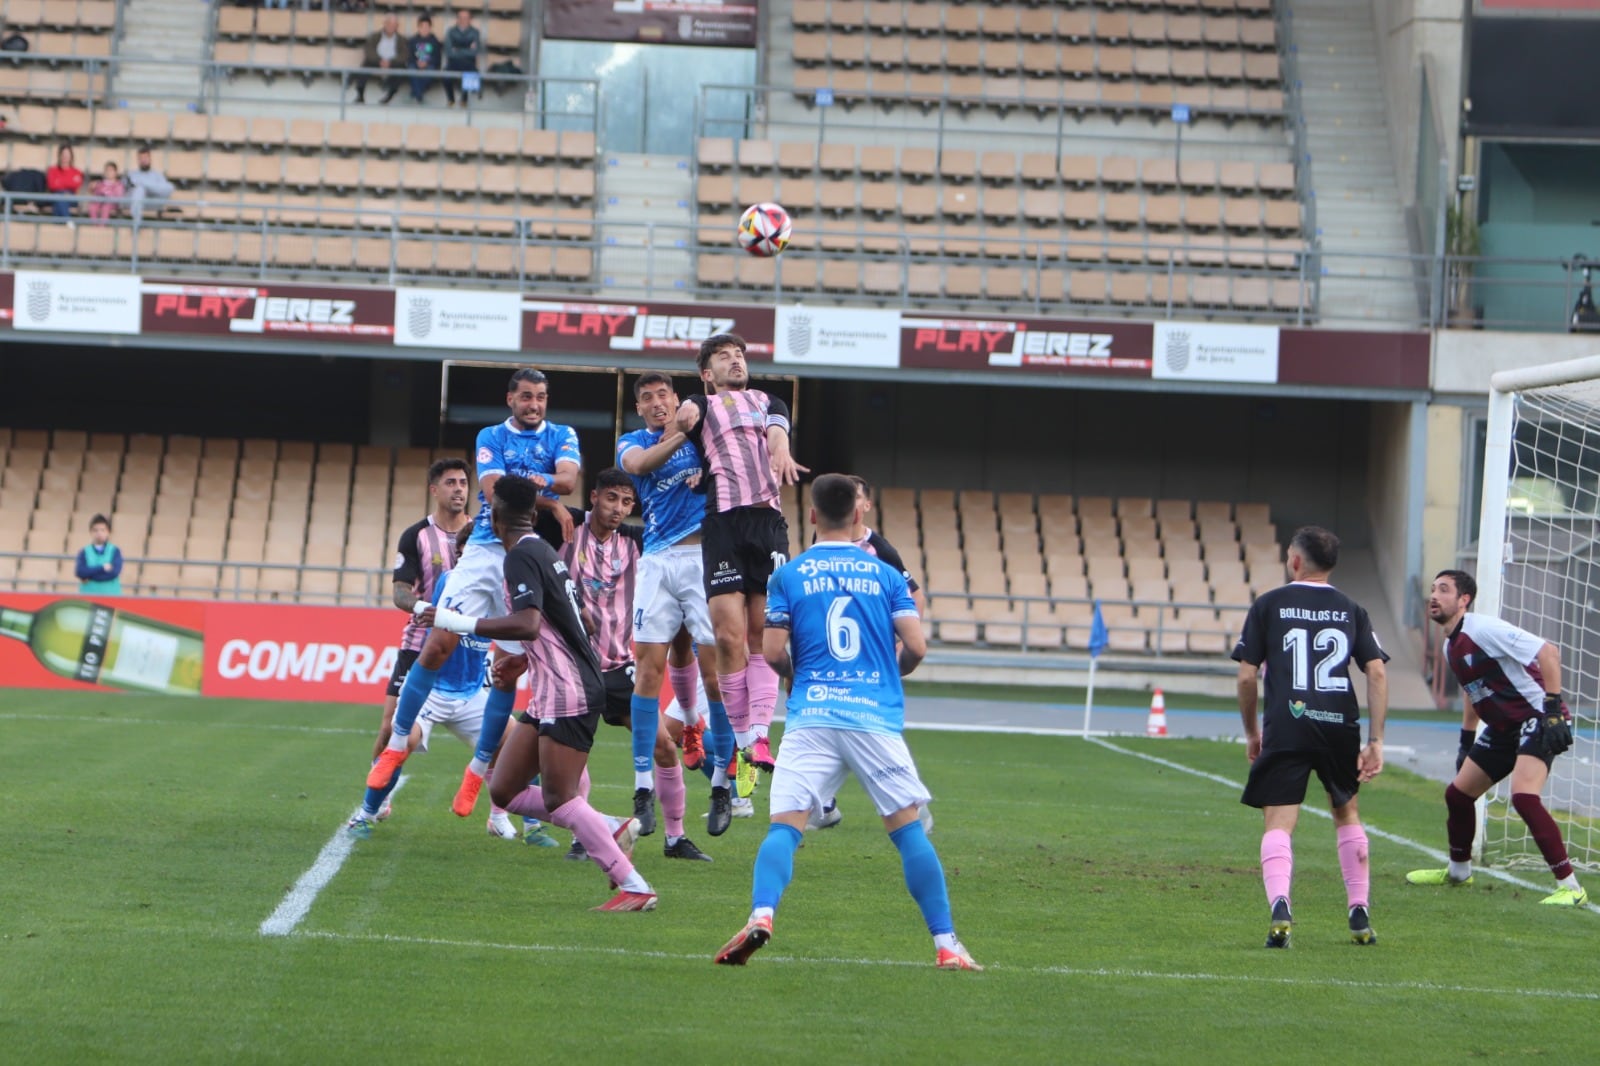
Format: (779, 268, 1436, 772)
(2, 689, 1595, 1064)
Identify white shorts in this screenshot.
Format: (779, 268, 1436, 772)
(768, 727, 932, 821)
(632, 543, 715, 646)
(415, 686, 488, 753)
(444, 541, 522, 654)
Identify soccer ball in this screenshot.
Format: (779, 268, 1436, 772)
(737, 202, 792, 257)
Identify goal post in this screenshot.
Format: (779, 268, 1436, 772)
(1472, 354, 1600, 871)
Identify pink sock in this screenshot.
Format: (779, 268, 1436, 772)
(1260, 828, 1293, 906)
(656, 762, 686, 838)
(502, 785, 552, 822)
(1335, 824, 1370, 909)
(550, 795, 634, 885)
(719, 666, 751, 735)
(746, 653, 779, 731)
(668, 663, 699, 714)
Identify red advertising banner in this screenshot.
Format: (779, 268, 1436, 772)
(0, 593, 410, 705)
(521, 298, 774, 360)
(1277, 329, 1430, 391)
(140, 279, 396, 342)
(543, 0, 758, 47)
(0, 270, 12, 328)
(898, 313, 1154, 377)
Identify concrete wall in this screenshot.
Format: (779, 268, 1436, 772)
(1372, 0, 1464, 211)
(1366, 400, 1416, 626)
(1432, 329, 1600, 397)
(1423, 403, 1467, 583)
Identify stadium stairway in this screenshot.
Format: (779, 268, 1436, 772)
(114, 0, 210, 109)
(1283, 0, 1418, 327)
(598, 153, 693, 294)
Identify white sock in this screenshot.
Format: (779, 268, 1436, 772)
(1558, 874, 1582, 891)
(735, 730, 756, 748)
(605, 814, 624, 833)
(385, 732, 408, 753)
(634, 770, 655, 790)
(467, 757, 489, 778)
(711, 765, 730, 788)
(751, 906, 774, 922)
(666, 834, 682, 847)
(1448, 859, 1472, 881)
(619, 870, 652, 893)
(933, 933, 958, 951)
(753, 723, 769, 741)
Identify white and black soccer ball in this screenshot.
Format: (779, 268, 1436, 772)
(736, 202, 793, 257)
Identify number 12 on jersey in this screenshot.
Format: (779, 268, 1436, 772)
(1282, 627, 1350, 693)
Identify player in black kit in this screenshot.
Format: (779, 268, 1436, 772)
(1232, 526, 1389, 948)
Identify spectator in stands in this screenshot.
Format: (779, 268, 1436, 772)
(408, 14, 442, 104)
(75, 515, 123, 595)
(86, 161, 125, 224)
(355, 14, 411, 105)
(443, 8, 482, 109)
(45, 144, 82, 220)
(126, 145, 173, 220)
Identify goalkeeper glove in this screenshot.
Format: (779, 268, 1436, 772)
(1541, 694, 1574, 757)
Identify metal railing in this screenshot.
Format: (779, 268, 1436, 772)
(0, 550, 392, 606)
(928, 591, 1247, 659)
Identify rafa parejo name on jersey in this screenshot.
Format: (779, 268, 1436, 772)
(795, 555, 885, 597)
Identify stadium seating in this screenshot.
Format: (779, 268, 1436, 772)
(212, 2, 523, 85)
(694, 137, 1304, 311)
(785, 0, 1284, 120)
(0, 426, 1280, 653)
(0, 107, 598, 282)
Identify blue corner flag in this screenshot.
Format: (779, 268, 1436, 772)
(1088, 599, 1109, 659)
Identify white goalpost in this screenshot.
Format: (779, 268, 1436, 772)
(1473, 355, 1600, 871)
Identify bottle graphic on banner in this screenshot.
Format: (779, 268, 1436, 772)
(0, 600, 204, 695)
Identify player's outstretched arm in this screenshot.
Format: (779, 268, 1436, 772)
(1535, 641, 1563, 697)
(415, 602, 543, 642)
(1237, 660, 1261, 762)
(766, 425, 809, 486)
(675, 398, 702, 434)
(393, 580, 420, 613)
(894, 615, 926, 676)
(619, 432, 692, 476)
(1358, 658, 1387, 781)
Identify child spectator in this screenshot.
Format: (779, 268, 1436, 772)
(86, 161, 124, 223)
(409, 14, 443, 104)
(75, 514, 124, 595)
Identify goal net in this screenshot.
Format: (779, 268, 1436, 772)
(1475, 356, 1600, 871)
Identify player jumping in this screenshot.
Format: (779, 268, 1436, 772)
(675, 335, 806, 791)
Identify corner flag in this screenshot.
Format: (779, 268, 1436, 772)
(1088, 600, 1109, 659)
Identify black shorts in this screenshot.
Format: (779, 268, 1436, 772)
(385, 648, 421, 699)
(1465, 719, 1556, 783)
(516, 707, 602, 754)
(1241, 727, 1362, 810)
(702, 505, 791, 599)
(602, 665, 636, 728)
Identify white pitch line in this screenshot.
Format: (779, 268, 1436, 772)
(294, 930, 1600, 1002)
(259, 776, 409, 938)
(1087, 737, 1600, 915)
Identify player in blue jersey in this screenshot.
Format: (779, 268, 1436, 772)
(618, 372, 740, 835)
(367, 368, 583, 805)
(713, 474, 981, 971)
(347, 568, 552, 844)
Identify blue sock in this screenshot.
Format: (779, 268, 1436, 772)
(391, 664, 439, 738)
(630, 694, 658, 777)
(708, 698, 734, 772)
(474, 685, 516, 765)
(361, 768, 401, 818)
(751, 822, 803, 912)
(890, 820, 954, 936)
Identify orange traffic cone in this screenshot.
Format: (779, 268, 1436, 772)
(1146, 689, 1168, 737)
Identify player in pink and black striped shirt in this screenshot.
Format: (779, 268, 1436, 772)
(370, 458, 471, 767)
(420, 475, 656, 911)
(675, 334, 807, 784)
(564, 468, 712, 862)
